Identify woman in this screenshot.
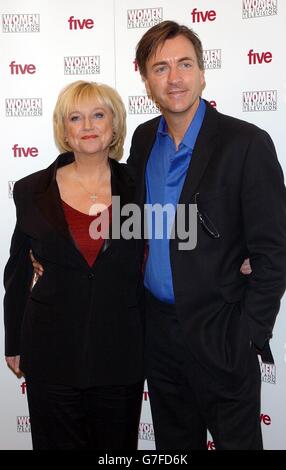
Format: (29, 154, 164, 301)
(4, 80, 144, 450)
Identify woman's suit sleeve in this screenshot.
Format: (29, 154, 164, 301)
(3, 184, 33, 356)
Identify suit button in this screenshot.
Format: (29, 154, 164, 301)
(88, 273, 95, 280)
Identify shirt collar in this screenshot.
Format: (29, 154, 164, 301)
(157, 98, 206, 151)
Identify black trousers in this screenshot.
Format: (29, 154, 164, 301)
(145, 290, 263, 450)
(26, 378, 143, 450)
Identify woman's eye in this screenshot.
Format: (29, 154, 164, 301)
(94, 112, 104, 119)
(70, 115, 80, 122)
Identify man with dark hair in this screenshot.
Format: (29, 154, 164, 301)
(128, 20, 286, 450)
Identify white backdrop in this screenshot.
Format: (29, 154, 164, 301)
(0, 0, 285, 450)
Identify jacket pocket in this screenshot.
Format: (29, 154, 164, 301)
(196, 186, 229, 204)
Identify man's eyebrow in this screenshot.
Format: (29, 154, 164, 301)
(151, 60, 168, 68)
(177, 56, 195, 63)
(151, 56, 195, 68)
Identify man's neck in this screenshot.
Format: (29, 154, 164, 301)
(164, 99, 200, 150)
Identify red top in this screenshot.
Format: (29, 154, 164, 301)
(62, 200, 111, 267)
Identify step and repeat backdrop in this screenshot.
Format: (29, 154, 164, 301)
(1, 0, 286, 450)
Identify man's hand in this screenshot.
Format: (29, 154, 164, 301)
(5, 355, 22, 376)
(30, 249, 44, 276)
(240, 258, 252, 275)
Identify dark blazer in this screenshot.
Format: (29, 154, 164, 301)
(4, 152, 144, 387)
(128, 99, 286, 383)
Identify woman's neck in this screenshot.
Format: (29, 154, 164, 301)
(72, 154, 110, 181)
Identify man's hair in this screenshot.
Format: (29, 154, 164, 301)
(136, 20, 204, 76)
(53, 80, 126, 160)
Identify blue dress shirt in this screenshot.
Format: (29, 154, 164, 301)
(144, 98, 206, 303)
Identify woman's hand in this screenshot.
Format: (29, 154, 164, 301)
(240, 258, 252, 275)
(5, 355, 22, 376)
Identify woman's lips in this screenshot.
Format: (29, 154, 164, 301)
(81, 135, 98, 140)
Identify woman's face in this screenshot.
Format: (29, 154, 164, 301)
(64, 99, 113, 158)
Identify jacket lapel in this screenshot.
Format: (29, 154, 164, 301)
(134, 118, 160, 209)
(97, 159, 135, 256)
(110, 159, 135, 207)
(34, 153, 74, 241)
(178, 101, 219, 204)
(91, 159, 137, 263)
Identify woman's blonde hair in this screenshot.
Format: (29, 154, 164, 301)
(53, 80, 126, 160)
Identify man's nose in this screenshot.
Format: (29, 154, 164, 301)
(167, 66, 181, 83)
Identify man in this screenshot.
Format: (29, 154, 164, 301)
(128, 21, 286, 450)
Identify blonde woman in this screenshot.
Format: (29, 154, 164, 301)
(4, 81, 144, 450)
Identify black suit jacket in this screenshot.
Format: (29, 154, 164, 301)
(4, 152, 144, 387)
(128, 99, 286, 382)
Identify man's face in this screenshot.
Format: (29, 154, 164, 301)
(143, 35, 205, 120)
